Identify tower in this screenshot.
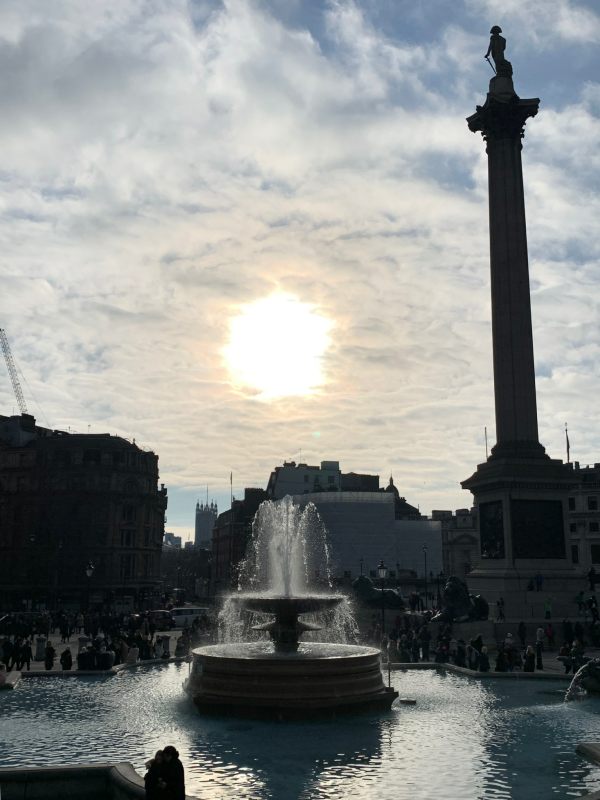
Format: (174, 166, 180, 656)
(461, 28, 576, 614)
(195, 498, 218, 549)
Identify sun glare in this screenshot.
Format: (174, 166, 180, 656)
(224, 294, 332, 399)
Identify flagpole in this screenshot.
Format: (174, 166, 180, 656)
(485, 426, 489, 460)
(565, 423, 570, 464)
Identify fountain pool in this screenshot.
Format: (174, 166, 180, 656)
(1, 663, 600, 799)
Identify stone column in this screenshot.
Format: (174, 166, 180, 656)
(461, 63, 577, 618)
(467, 86, 544, 459)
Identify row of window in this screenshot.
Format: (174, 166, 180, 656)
(570, 521, 600, 533)
(120, 553, 155, 580)
(571, 543, 600, 565)
(568, 496, 598, 511)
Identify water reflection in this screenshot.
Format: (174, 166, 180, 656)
(1, 664, 599, 800)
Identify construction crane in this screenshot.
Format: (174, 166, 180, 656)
(0, 328, 29, 414)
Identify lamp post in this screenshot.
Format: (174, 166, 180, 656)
(377, 560, 388, 633)
(422, 545, 428, 610)
(85, 561, 95, 612)
(359, 557, 364, 576)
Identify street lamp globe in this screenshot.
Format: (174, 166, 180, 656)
(85, 562, 95, 579)
(377, 560, 388, 581)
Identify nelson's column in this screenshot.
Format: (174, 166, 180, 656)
(461, 27, 577, 616)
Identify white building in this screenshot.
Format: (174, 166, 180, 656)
(289, 492, 442, 580)
(267, 460, 342, 499)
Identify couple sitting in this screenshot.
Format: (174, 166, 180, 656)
(144, 745, 185, 800)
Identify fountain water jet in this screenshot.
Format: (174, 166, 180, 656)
(185, 498, 398, 718)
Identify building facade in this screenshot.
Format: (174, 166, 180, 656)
(195, 500, 218, 549)
(290, 491, 442, 582)
(211, 488, 268, 595)
(164, 532, 182, 549)
(266, 460, 342, 498)
(565, 462, 600, 572)
(431, 508, 479, 579)
(0, 413, 167, 611)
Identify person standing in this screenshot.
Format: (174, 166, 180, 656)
(496, 598, 505, 622)
(535, 639, 544, 670)
(144, 750, 166, 800)
(44, 642, 56, 671)
(60, 647, 73, 671)
(18, 639, 33, 671)
(162, 746, 185, 800)
(523, 646, 535, 672)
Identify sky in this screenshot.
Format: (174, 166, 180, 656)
(1, 0, 600, 542)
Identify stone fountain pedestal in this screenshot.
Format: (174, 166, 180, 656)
(184, 595, 398, 719)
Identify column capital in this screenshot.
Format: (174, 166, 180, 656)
(467, 94, 540, 142)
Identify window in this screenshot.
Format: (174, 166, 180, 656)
(120, 555, 134, 580)
(569, 523, 577, 533)
(143, 527, 150, 547)
(343, 570, 351, 579)
(120, 529, 133, 547)
(588, 496, 598, 511)
(122, 505, 136, 523)
(304, 474, 309, 483)
(571, 544, 580, 564)
(568, 497, 576, 511)
(328, 475, 335, 484)
(591, 544, 600, 565)
(590, 522, 600, 533)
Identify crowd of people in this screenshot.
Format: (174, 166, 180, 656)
(0, 608, 214, 672)
(367, 611, 597, 675)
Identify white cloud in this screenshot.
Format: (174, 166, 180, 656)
(0, 0, 598, 528)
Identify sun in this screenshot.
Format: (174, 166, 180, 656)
(224, 294, 333, 399)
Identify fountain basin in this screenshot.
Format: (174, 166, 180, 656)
(185, 642, 398, 719)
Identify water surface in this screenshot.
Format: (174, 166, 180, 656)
(1, 664, 599, 799)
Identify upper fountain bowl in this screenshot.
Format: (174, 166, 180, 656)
(233, 594, 343, 617)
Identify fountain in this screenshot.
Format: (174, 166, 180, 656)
(184, 497, 398, 718)
(565, 657, 600, 701)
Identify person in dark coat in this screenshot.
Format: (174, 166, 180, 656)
(523, 645, 535, 672)
(60, 647, 73, 671)
(162, 746, 185, 800)
(18, 640, 33, 671)
(478, 646, 490, 672)
(144, 750, 166, 800)
(44, 642, 56, 671)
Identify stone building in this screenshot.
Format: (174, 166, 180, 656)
(565, 462, 600, 573)
(431, 508, 479, 578)
(211, 488, 268, 595)
(290, 491, 441, 582)
(0, 413, 167, 611)
(195, 499, 217, 549)
(266, 460, 342, 498)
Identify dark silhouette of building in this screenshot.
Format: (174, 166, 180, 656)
(211, 488, 268, 595)
(0, 413, 167, 611)
(341, 471, 379, 492)
(195, 499, 217, 548)
(382, 476, 422, 519)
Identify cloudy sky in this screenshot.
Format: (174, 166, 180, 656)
(1, 0, 600, 541)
